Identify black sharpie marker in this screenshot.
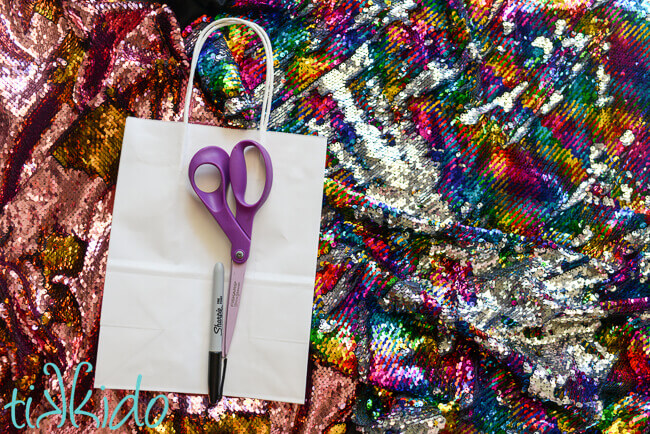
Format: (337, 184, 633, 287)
(208, 263, 226, 404)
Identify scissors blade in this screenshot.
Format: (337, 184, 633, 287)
(223, 261, 247, 357)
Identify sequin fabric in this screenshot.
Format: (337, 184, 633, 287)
(187, 0, 650, 432)
(2, 0, 650, 432)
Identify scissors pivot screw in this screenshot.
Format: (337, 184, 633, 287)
(235, 250, 244, 260)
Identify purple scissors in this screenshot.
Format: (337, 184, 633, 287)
(188, 139, 273, 401)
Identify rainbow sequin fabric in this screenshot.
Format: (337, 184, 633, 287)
(2, 0, 650, 432)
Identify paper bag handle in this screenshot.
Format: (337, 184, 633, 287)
(183, 18, 275, 138)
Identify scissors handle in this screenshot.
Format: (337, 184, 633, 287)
(228, 140, 273, 240)
(188, 140, 273, 263)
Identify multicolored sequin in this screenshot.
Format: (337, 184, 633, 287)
(1, 0, 650, 432)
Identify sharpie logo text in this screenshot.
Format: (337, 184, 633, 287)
(3, 362, 169, 430)
(213, 297, 223, 336)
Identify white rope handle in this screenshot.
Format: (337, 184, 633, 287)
(183, 18, 274, 135)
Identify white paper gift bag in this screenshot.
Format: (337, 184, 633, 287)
(95, 18, 326, 404)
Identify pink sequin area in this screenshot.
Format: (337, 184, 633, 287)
(0, 1, 270, 432)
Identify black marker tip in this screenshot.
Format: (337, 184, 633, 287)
(208, 352, 223, 404)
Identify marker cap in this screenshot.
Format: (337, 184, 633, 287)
(208, 352, 224, 404)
